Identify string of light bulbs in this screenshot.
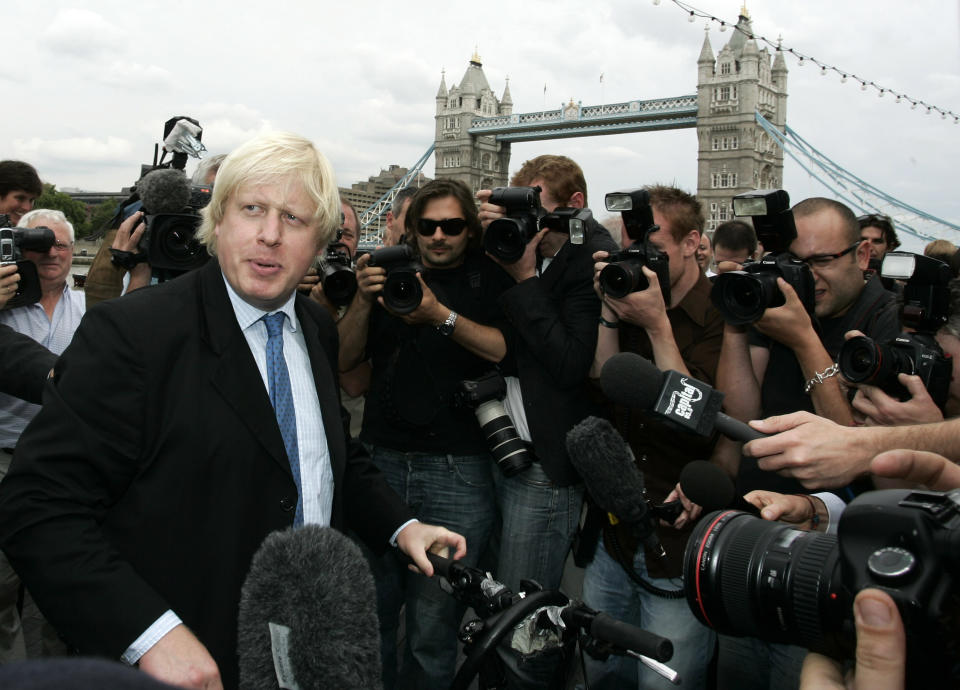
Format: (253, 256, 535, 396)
(652, 0, 959, 124)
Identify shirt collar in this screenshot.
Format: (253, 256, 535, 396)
(221, 272, 299, 333)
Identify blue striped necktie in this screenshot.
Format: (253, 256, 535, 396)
(263, 312, 303, 526)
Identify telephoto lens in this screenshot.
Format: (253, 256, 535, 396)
(474, 398, 533, 477)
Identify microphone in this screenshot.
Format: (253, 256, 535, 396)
(137, 168, 191, 215)
(566, 416, 663, 557)
(679, 460, 761, 517)
(237, 525, 381, 690)
(599, 352, 768, 443)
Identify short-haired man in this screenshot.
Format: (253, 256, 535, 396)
(712, 219, 758, 273)
(858, 213, 900, 262)
(0, 132, 463, 689)
(696, 231, 714, 275)
(711, 197, 899, 689)
(0, 209, 84, 662)
(587, 185, 723, 689)
(477, 155, 618, 651)
(339, 178, 513, 688)
(0, 162, 41, 226)
(384, 186, 416, 247)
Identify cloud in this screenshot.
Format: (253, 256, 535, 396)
(41, 9, 125, 59)
(12, 136, 135, 164)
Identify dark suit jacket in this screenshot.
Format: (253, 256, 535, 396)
(0, 323, 56, 404)
(0, 260, 413, 688)
(499, 222, 618, 486)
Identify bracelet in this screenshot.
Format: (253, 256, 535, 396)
(599, 314, 619, 329)
(796, 493, 822, 530)
(804, 363, 839, 394)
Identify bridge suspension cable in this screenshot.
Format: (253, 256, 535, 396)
(358, 144, 435, 245)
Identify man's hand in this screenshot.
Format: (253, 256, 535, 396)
(112, 211, 147, 253)
(488, 226, 545, 283)
(0, 263, 20, 309)
(138, 624, 222, 689)
(800, 589, 905, 690)
(602, 266, 670, 332)
(753, 278, 814, 344)
(355, 253, 386, 304)
(852, 376, 943, 426)
(870, 449, 960, 490)
(744, 490, 822, 527)
(663, 482, 702, 529)
(476, 189, 504, 230)
(745, 411, 878, 489)
(395, 522, 467, 577)
(297, 266, 320, 295)
(592, 249, 612, 300)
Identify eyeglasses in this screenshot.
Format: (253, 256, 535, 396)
(417, 218, 467, 236)
(51, 241, 74, 253)
(789, 241, 861, 269)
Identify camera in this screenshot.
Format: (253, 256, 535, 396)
(367, 245, 423, 315)
(0, 216, 55, 310)
(483, 186, 542, 263)
(455, 371, 533, 477)
(317, 229, 357, 307)
(838, 252, 953, 408)
(710, 189, 815, 325)
(598, 189, 671, 304)
(684, 489, 960, 688)
(540, 207, 590, 246)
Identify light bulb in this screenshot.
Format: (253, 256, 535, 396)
(719, 21, 726, 32)
(820, 66, 827, 76)
(688, 11, 695, 22)
(841, 74, 848, 83)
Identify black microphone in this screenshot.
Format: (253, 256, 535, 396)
(237, 525, 382, 689)
(566, 416, 663, 557)
(600, 352, 768, 443)
(679, 459, 761, 517)
(137, 168, 191, 215)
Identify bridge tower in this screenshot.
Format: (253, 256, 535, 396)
(434, 52, 512, 192)
(696, 8, 788, 230)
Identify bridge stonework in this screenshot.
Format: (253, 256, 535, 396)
(433, 11, 786, 230)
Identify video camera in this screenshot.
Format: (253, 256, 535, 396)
(454, 371, 533, 477)
(710, 189, 815, 325)
(838, 252, 953, 409)
(685, 488, 960, 688)
(482, 186, 590, 264)
(0, 215, 55, 310)
(367, 245, 422, 314)
(597, 189, 671, 305)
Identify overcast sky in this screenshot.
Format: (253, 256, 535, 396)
(2, 0, 957, 249)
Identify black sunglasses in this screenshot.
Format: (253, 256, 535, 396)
(417, 218, 468, 236)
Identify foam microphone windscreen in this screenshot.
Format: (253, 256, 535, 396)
(237, 525, 381, 690)
(137, 168, 191, 215)
(566, 416, 647, 526)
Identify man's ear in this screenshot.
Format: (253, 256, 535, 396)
(566, 191, 585, 209)
(855, 238, 870, 271)
(681, 229, 701, 258)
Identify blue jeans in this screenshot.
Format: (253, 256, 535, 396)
(491, 461, 584, 593)
(717, 633, 806, 690)
(365, 445, 497, 690)
(581, 539, 715, 690)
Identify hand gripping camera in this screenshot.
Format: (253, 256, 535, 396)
(317, 229, 358, 307)
(0, 215, 55, 310)
(367, 245, 423, 315)
(710, 189, 815, 325)
(838, 252, 953, 409)
(598, 189, 671, 305)
(483, 186, 591, 264)
(684, 489, 960, 688)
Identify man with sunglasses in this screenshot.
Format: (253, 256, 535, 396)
(338, 178, 513, 689)
(709, 197, 899, 690)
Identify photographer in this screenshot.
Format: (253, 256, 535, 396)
(475, 156, 617, 680)
(586, 185, 722, 690)
(337, 178, 513, 689)
(712, 219, 758, 274)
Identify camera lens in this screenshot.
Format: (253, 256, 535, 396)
(382, 269, 423, 315)
(684, 510, 845, 655)
(321, 264, 358, 306)
(711, 271, 782, 325)
(474, 399, 533, 477)
(484, 218, 527, 264)
(837, 335, 908, 388)
(149, 215, 207, 271)
(599, 260, 649, 299)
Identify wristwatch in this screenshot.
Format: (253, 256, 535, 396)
(437, 311, 458, 336)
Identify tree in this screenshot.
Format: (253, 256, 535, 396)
(33, 184, 91, 237)
(87, 199, 121, 238)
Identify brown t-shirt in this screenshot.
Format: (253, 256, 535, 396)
(603, 272, 724, 579)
